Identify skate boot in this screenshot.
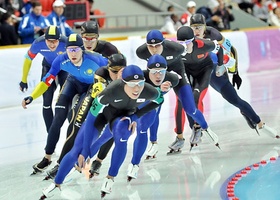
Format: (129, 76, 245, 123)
(40, 183, 60, 199)
(202, 128, 221, 150)
(89, 160, 102, 178)
(167, 136, 185, 155)
(258, 123, 279, 139)
(44, 164, 59, 180)
(190, 126, 202, 151)
(101, 177, 114, 198)
(31, 157, 52, 175)
(127, 163, 139, 182)
(241, 112, 259, 135)
(145, 143, 158, 160)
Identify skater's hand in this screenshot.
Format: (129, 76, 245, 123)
(232, 72, 242, 89)
(121, 116, 137, 134)
(78, 154, 85, 169)
(19, 81, 28, 92)
(216, 65, 226, 77)
(128, 121, 137, 134)
(22, 96, 33, 109)
(160, 81, 171, 92)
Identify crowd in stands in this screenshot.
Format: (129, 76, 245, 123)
(161, 0, 280, 34)
(1, 0, 280, 45)
(0, 0, 103, 45)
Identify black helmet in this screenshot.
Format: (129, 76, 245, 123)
(81, 21, 99, 35)
(190, 14, 206, 26)
(45, 25, 60, 40)
(108, 53, 127, 67)
(177, 26, 194, 41)
(66, 33, 84, 48)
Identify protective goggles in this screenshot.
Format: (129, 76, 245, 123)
(46, 39, 59, 44)
(190, 25, 205, 30)
(108, 66, 124, 74)
(123, 79, 145, 87)
(66, 47, 82, 53)
(178, 38, 194, 45)
(82, 36, 98, 42)
(148, 68, 166, 74)
(146, 42, 163, 48)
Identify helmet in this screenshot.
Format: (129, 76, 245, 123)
(81, 21, 99, 35)
(177, 26, 194, 41)
(66, 34, 84, 48)
(108, 53, 127, 67)
(122, 65, 144, 81)
(147, 54, 167, 69)
(45, 25, 60, 40)
(190, 14, 206, 26)
(146, 30, 164, 44)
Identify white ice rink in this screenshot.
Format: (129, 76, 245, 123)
(0, 69, 280, 200)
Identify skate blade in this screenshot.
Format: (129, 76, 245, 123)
(215, 143, 222, 151)
(43, 175, 51, 181)
(255, 128, 260, 136)
(144, 155, 157, 161)
(127, 176, 133, 182)
(189, 143, 198, 152)
(39, 195, 47, 200)
(166, 149, 181, 155)
(89, 172, 99, 178)
(101, 191, 106, 199)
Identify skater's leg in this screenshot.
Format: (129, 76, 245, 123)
(131, 109, 157, 164)
(89, 126, 113, 176)
(108, 118, 132, 177)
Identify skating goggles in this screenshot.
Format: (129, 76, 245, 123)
(148, 68, 166, 75)
(46, 39, 59, 44)
(123, 79, 145, 87)
(146, 42, 163, 48)
(190, 25, 205, 30)
(178, 38, 194, 45)
(108, 66, 124, 74)
(66, 47, 82, 53)
(82, 36, 98, 42)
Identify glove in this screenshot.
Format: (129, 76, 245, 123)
(91, 82, 105, 98)
(23, 96, 33, 105)
(232, 72, 242, 90)
(215, 65, 226, 77)
(19, 81, 28, 92)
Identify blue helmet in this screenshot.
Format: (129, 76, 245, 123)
(122, 65, 144, 81)
(147, 54, 167, 69)
(146, 30, 164, 44)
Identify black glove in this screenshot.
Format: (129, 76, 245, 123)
(232, 72, 242, 90)
(19, 81, 28, 92)
(24, 96, 33, 105)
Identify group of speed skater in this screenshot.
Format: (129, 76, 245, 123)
(19, 14, 279, 199)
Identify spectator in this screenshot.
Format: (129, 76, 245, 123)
(253, 0, 270, 22)
(0, 12, 18, 45)
(20, 0, 37, 17)
(87, 0, 106, 28)
(266, 0, 280, 11)
(268, 6, 280, 26)
(196, 0, 225, 31)
(160, 13, 182, 34)
(18, 1, 49, 44)
(167, 5, 175, 12)
(180, 1, 197, 26)
(231, 0, 254, 14)
(46, 0, 73, 37)
(215, 0, 235, 30)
